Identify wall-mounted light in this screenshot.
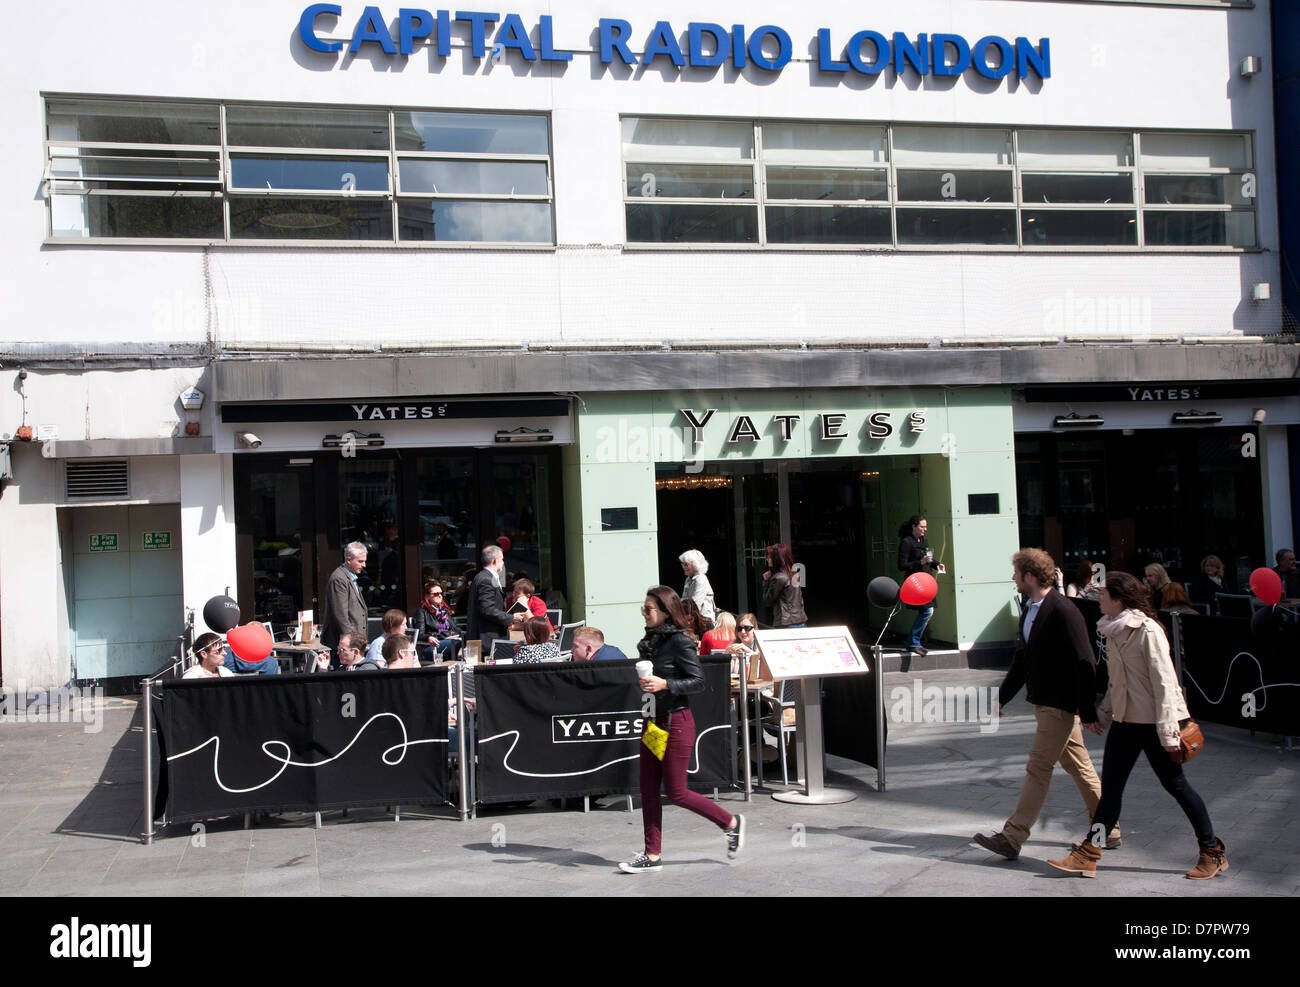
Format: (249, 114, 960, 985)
(322, 431, 384, 449)
(1252, 408, 1266, 424)
(1240, 55, 1262, 78)
(1052, 413, 1105, 428)
(1252, 282, 1271, 302)
(1171, 410, 1222, 425)
(494, 427, 554, 444)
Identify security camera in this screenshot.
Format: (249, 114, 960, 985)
(1252, 408, 1266, 424)
(237, 432, 263, 449)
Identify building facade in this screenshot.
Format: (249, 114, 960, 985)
(1, 0, 1296, 690)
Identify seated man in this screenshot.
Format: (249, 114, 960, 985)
(184, 632, 235, 678)
(338, 633, 382, 672)
(570, 626, 629, 662)
(381, 633, 420, 670)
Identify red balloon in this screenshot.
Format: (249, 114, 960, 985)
(227, 622, 274, 662)
(900, 572, 938, 607)
(1249, 567, 1283, 606)
(496, 535, 512, 553)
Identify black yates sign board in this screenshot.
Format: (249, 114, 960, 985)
(156, 669, 450, 823)
(474, 657, 732, 802)
(1021, 382, 1300, 404)
(220, 398, 570, 424)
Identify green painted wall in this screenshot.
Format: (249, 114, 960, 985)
(565, 387, 1020, 654)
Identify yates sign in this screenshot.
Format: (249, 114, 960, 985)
(299, 6, 1051, 82)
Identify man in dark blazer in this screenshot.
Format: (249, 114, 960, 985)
(467, 543, 517, 655)
(320, 541, 369, 668)
(973, 548, 1116, 860)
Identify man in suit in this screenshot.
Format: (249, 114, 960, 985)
(467, 543, 518, 655)
(973, 548, 1116, 860)
(320, 541, 369, 669)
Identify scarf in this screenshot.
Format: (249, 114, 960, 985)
(637, 622, 682, 661)
(1096, 609, 1146, 637)
(422, 598, 451, 635)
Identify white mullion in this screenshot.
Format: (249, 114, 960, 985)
(220, 102, 231, 242)
(754, 121, 765, 245)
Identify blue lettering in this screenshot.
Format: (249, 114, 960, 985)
(930, 34, 970, 77)
(538, 15, 572, 62)
(455, 10, 498, 58)
(816, 28, 850, 73)
(496, 12, 535, 60)
(892, 32, 929, 76)
(599, 18, 637, 65)
(1016, 37, 1050, 79)
(846, 30, 888, 75)
(436, 9, 450, 56)
(731, 24, 746, 68)
(973, 35, 1014, 79)
(350, 6, 398, 54)
(747, 25, 791, 71)
(643, 21, 686, 68)
(688, 22, 729, 68)
(299, 3, 342, 53)
(397, 8, 434, 55)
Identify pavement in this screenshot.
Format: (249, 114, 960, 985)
(1, 669, 1297, 897)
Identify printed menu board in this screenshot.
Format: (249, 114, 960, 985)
(753, 626, 869, 680)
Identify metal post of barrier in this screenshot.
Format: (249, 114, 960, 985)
(874, 644, 886, 793)
(142, 676, 155, 845)
(739, 654, 752, 801)
(455, 663, 469, 822)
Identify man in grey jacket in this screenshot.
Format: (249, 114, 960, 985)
(321, 541, 369, 668)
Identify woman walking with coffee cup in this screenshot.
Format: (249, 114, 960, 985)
(620, 585, 745, 873)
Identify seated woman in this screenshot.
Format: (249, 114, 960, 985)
(1188, 555, 1226, 609)
(679, 599, 709, 643)
(505, 577, 553, 633)
(366, 609, 407, 667)
(700, 611, 737, 655)
(1160, 582, 1199, 615)
(1143, 563, 1189, 614)
(514, 616, 560, 663)
(1065, 559, 1101, 601)
(411, 581, 462, 663)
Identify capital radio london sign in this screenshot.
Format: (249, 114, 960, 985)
(298, 5, 1051, 85)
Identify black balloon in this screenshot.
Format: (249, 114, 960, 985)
(1250, 605, 1281, 639)
(868, 576, 900, 608)
(203, 595, 241, 633)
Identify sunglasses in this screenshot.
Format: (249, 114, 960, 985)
(640, 605, 662, 614)
(738, 625, 754, 632)
(429, 591, 443, 597)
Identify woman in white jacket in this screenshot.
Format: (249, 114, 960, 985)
(1048, 570, 1226, 880)
(679, 549, 717, 626)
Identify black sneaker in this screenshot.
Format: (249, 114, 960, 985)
(726, 814, 746, 860)
(618, 852, 662, 874)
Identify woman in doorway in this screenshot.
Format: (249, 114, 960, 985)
(679, 549, 718, 627)
(620, 586, 745, 873)
(762, 543, 806, 630)
(1188, 555, 1226, 610)
(1048, 571, 1226, 880)
(897, 516, 942, 656)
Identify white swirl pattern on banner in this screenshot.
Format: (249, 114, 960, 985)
(1182, 651, 1300, 710)
(166, 712, 446, 794)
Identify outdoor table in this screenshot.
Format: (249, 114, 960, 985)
(271, 639, 330, 673)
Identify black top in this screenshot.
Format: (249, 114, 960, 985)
(898, 533, 935, 577)
(467, 568, 511, 651)
(636, 624, 704, 718)
(998, 590, 1099, 722)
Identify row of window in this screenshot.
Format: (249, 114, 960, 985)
(43, 97, 1257, 248)
(622, 119, 1257, 247)
(45, 98, 553, 243)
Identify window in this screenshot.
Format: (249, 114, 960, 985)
(44, 97, 553, 244)
(622, 117, 1256, 249)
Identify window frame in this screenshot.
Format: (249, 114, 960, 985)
(620, 115, 1259, 253)
(43, 96, 555, 248)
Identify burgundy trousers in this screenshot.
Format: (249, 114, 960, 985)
(639, 708, 734, 855)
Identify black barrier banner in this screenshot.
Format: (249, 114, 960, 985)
(823, 662, 885, 769)
(474, 657, 731, 803)
(158, 668, 449, 823)
(1178, 615, 1300, 734)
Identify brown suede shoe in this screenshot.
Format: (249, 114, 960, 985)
(1047, 841, 1102, 877)
(972, 832, 1020, 860)
(1186, 839, 1229, 880)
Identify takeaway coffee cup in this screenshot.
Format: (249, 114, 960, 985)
(636, 660, 654, 681)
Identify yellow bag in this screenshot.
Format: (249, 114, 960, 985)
(642, 720, 669, 760)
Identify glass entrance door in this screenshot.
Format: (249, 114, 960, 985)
(339, 455, 403, 613)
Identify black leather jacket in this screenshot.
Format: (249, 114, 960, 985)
(636, 624, 704, 717)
